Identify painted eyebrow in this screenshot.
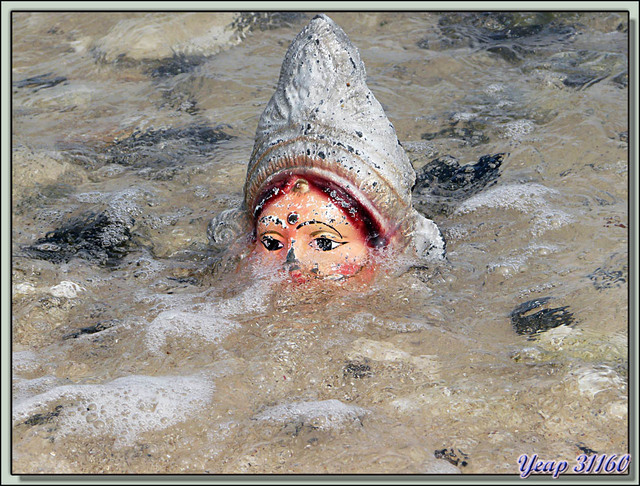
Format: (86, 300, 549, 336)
(296, 220, 343, 239)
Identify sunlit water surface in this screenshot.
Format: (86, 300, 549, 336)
(11, 12, 628, 474)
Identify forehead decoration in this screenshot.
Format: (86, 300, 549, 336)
(287, 212, 299, 224)
(254, 174, 384, 248)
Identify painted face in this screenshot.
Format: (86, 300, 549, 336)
(252, 178, 371, 283)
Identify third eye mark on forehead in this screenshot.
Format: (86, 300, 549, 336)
(296, 220, 343, 239)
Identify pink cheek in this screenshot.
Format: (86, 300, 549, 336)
(332, 262, 362, 276)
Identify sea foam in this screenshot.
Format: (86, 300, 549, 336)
(13, 374, 214, 446)
(255, 399, 369, 430)
(145, 280, 272, 352)
(456, 183, 573, 236)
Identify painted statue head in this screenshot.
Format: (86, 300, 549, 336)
(252, 175, 378, 283)
(208, 14, 445, 283)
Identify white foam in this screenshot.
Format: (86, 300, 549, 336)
(255, 399, 369, 430)
(74, 191, 106, 203)
(452, 112, 476, 122)
(13, 282, 37, 295)
(74, 187, 148, 215)
(346, 312, 435, 333)
(456, 183, 573, 236)
(13, 376, 60, 403)
(12, 350, 40, 373)
(49, 281, 85, 299)
(501, 119, 535, 140)
(145, 308, 239, 352)
(13, 374, 214, 446)
(485, 83, 505, 94)
(530, 208, 573, 236)
(145, 280, 272, 352)
(457, 183, 555, 213)
(573, 366, 626, 399)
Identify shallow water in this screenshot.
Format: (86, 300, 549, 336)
(11, 12, 629, 475)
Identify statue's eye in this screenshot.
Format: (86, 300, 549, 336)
(261, 236, 284, 251)
(311, 237, 344, 251)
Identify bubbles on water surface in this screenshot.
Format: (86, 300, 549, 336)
(145, 307, 240, 353)
(456, 183, 573, 236)
(255, 399, 369, 431)
(13, 374, 215, 446)
(344, 311, 438, 333)
(501, 119, 535, 140)
(573, 365, 627, 399)
(145, 279, 274, 353)
(13, 376, 61, 403)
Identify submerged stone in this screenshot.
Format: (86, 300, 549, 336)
(23, 405, 63, 427)
(412, 153, 505, 217)
(562, 72, 602, 89)
(13, 72, 67, 91)
(23, 210, 135, 265)
(612, 70, 628, 89)
(146, 52, 207, 77)
(576, 443, 599, 455)
(435, 12, 575, 53)
(510, 297, 575, 336)
(158, 88, 201, 115)
(62, 320, 119, 340)
(106, 123, 233, 171)
(434, 448, 469, 468)
(415, 153, 504, 195)
(12, 147, 85, 200)
(589, 267, 627, 290)
(485, 45, 526, 64)
(588, 253, 627, 291)
(432, 12, 625, 91)
(91, 13, 240, 64)
(343, 361, 372, 379)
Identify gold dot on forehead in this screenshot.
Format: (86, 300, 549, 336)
(292, 179, 310, 194)
(287, 212, 299, 224)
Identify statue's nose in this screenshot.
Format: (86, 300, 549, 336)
(283, 244, 307, 283)
(283, 245, 300, 271)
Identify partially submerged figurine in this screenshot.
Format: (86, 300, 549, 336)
(209, 14, 444, 283)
